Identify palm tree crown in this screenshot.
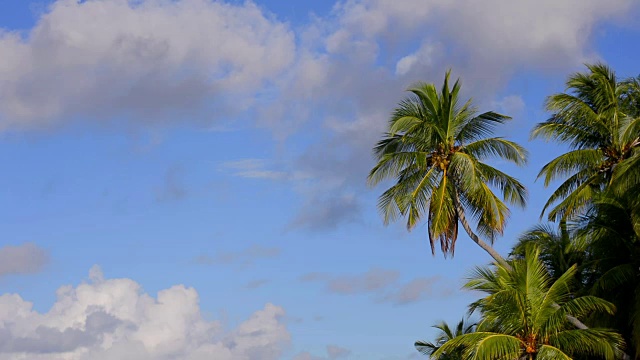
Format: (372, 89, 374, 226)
(433, 245, 624, 360)
(532, 63, 640, 221)
(368, 71, 527, 263)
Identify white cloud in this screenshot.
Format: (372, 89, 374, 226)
(0, 0, 295, 130)
(0, 266, 290, 360)
(437, 0, 634, 69)
(395, 55, 418, 76)
(0, 243, 49, 276)
(0, 0, 636, 232)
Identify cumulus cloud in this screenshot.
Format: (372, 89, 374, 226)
(300, 268, 451, 305)
(0, 0, 636, 231)
(0, 266, 290, 360)
(436, 0, 634, 70)
(0, 0, 295, 130)
(194, 244, 281, 268)
(0, 243, 49, 276)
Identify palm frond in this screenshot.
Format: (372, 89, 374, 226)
(537, 149, 603, 186)
(464, 137, 528, 166)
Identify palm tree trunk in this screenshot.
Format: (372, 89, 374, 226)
(452, 192, 511, 270)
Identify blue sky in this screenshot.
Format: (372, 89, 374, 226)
(0, 1, 639, 359)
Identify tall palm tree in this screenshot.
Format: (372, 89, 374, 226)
(415, 318, 476, 359)
(433, 245, 625, 360)
(532, 63, 640, 222)
(368, 71, 528, 266)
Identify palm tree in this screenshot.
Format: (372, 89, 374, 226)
(433, 245, 625, 360)
(532, 63, 640, 222)
(368, 71, 528, 266)
(510, 221, 587, 283)
(574, 189, 640, 358)
(415, 318, 476, 359)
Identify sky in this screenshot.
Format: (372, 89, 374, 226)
(0, 0, 639, 359)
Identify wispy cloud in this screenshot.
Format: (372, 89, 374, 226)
(0, 243, 49, 277)
(155, 164, 187, 202)
(194, 244, 281, 268)
(300, 268, 453, 305)
(246, 279, 270, 290)
(220, 159, 290, 180)
(288, 194, 361, 231)
(327, 345, 352, 359)
(382, 277, 451, 305)
(294, 345, 352, 360)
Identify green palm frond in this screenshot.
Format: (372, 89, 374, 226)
(432, 332, 522, 360)
(541, 170, 601, 221)
(415, 318, 476, 359)
(536, 149, 603, 186)
(549, 329, 623, 360)
(464, 137, 528, 166)
(475, 163, 527, 208)
(536, 344, 572, 360)
(457, 112, 511, 143)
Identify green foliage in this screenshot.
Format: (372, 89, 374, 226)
(575, 189, 640, 358)
(431, 246, 624, 360)
(368, 71, 528, 257)
(532, 63, 640, 221)
(510, 222, 589, 286)
(415, 318, 476, 360)
(392, 64, 640, 359)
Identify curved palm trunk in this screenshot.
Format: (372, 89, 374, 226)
(452, 192, 511, 269)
